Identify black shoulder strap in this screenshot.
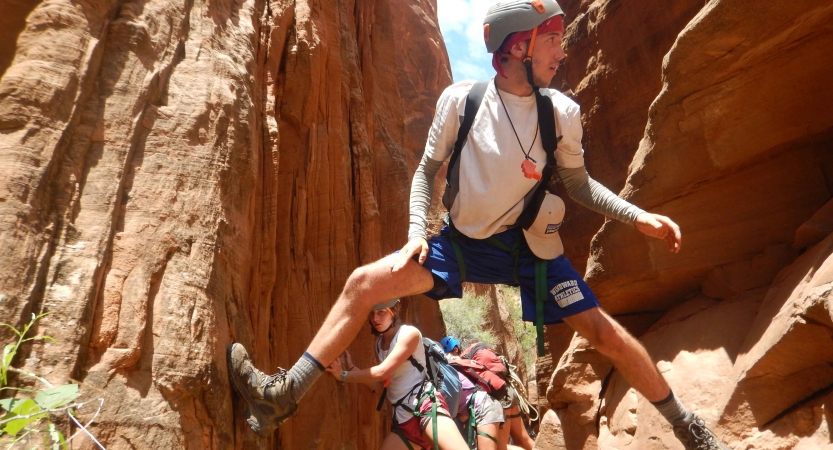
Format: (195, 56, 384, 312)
(376, 386, 387, 411)
(517, 90, 563, 230)
(534, 89, 561, 184)
(408, 355, 425, 373)
(446, 81, 490, 183)
(462, 342, 489, 359)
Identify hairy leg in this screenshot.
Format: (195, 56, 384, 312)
(306, 254, 434, 366)
(505, 406, 534, 450)
(422, 415, 470, 450)
(563, 307, 670, 402)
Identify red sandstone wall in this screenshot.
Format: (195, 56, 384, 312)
(0, 0, 451, 448)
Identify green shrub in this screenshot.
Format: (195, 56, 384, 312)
(440, 287, 537, 373)
(439, 294, 496, 349)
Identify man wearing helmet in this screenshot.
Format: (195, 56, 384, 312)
(229, 1, 729, 449)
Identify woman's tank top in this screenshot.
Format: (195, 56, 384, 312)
(376, 324, 427, 423)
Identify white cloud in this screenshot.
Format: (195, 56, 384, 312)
(438, 0, 478, 35)
(454, 60, 493, 82)
(438, 0, 496, 81)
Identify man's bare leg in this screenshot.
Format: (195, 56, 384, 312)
(228, 254, 434, 434)
(563, 307, 694, 423)
(306, 253, 434, 365)
(283, 254, 434, 410)
(562, 307, 731, 449)
(562, 307, 669, 401)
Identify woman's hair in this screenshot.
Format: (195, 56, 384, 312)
(369, 302, 402, 336)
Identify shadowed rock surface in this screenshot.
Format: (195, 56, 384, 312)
(0, 0, 450, 448)
(537, 0, 833, 449)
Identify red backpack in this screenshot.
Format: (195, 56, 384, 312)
(462, 343, 508, 379)
(449, 358, 506, 394)
(450, 343, 509, 395)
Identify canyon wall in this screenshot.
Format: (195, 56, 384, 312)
(0, 0, 451, 448)
(538, 0, 833, 449)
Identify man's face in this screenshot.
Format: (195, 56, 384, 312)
(529, 30, 566, 86)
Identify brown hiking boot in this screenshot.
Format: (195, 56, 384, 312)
(673, 416, 731, 450)
(227, 343, 297, 435)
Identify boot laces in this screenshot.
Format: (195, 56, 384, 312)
(687, 418, 720, 450)
(261, 368, 288, 388)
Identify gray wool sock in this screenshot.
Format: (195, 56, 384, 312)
(651, 390, 695, 425)
(288, 352, 324, 401)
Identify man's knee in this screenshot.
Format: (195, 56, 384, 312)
(342, 258, 399, 306)
(344, 264, 372, 293)
(344, 262, 385, 296)
(582, 313, 630, 357)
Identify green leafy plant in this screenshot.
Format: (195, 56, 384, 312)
(440, 287, 537, 372)
(439, 293, 496, 349)
(0, 296, 102, 449)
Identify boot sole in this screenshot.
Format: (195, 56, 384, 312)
(227, 344, 273, 436)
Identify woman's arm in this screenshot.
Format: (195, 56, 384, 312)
(326, 353, 384, 392)
(326, 329, 421, 390)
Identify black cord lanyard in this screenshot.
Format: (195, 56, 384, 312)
(495, 81, 539, 164)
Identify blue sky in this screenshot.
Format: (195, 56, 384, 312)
(437, 0, 495, 82)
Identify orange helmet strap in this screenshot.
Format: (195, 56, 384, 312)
(525, 26, 539, 60)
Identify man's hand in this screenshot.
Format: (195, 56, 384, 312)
(392, 238, 429, 272)
(634, 213, 681, 253)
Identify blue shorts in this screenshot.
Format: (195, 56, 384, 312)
(420, 226, 600, 324)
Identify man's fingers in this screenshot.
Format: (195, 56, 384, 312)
(418, 245, 429, 265)
(654, 215, 682, 252)
(392, 245, 417, 272)
(391, 251, 408, 272)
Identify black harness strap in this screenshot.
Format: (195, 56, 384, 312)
(446, 81, 490, 184)
(407, 355, 424, 373)
(517, 89, 561, 230)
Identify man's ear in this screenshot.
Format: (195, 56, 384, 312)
(509, 40, 528, 58)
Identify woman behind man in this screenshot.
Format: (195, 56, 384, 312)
(326, 299, 468, 449)
(453, 365, 506, 449)
(441, 337, 535, 450)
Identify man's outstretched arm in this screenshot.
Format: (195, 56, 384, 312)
(556, 166, 681, 252)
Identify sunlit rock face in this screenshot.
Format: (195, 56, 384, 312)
(538, 0, 833, 448)
(0, 0, 451, 448)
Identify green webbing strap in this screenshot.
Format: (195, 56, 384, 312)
(465, 394, 498, 446)
(506, 412, 523, 419)
(448, 229, 467, 282)
(534, 257, 547, 357)
(413, 384, 439, 450)
(467, 403, 476, 447)
(478, 430, 497, 442)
